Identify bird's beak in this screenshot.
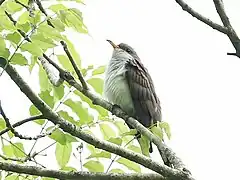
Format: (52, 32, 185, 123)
(106, 40, 119, 49)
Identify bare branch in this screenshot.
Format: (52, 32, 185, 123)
(175, 0, 228, 34)
(0, 115, 44, 136)
(0, 0, 5, 6)
(60, 41, 89, 90)
(0, 161, 166, 180)
(213, 0, 240, 56)
(0, 58, 194, 180)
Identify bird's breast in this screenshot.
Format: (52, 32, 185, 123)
(104, 64, 135, 116)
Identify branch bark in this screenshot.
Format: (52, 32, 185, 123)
(0, 160, 166, 180)
(175, 0, 228, 34)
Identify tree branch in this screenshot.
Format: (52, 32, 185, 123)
(0, 58, 193, 180)
(0, 0, 5, 6)
(35, 0, 54, 28)
(0, 101, 58, 140)
(0, 160, 166, 180)
(175, 0, 228, 34)
(60, 41, 89, 90)
(213, 0, 240, 57)
(0, 115, 44, 136)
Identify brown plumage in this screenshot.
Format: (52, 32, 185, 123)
(104, 40, 162, 152)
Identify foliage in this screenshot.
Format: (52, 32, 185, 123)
(0, 0, 171, 179)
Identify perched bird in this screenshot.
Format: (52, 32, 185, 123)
(104, 40, 162, 153)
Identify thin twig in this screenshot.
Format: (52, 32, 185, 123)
(15, 0, 29, 10)
(60, 41, 89, 90)
(0, 115, 44, 136)
(0, 100, 58, 140)
(35, 0, 54, 28)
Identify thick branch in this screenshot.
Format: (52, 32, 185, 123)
(175, 0, 228, 34)
(0, 160, 166, 180)
(0, 59, 193, 180)
(213, 0, 240, 57)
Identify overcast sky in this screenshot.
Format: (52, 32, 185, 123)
(1, 0, 240, 179)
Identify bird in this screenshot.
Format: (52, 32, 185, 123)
(104, 40, 162, 153)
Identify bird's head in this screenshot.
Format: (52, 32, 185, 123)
(107, 40, 139, 60)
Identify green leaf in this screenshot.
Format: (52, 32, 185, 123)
(87, 78, 103, 94)
(159, 121, 171, 139)
(138, 135, 150, 157)
(151, 126, 163, 140)
(0, 17, 16, 30)
(58, 110, 78, 125)
(64, 99, 93, 125)
(39, 64, 51, 91)
(0, 118, 6, 130)
(18, 11, 30, 24)
(109, 168, 124, 173)
(114, 121, 129, 134)
(117, 158, 141, 172)
(49, 4, 68, 12)
(16, 22, 31, 33)
(75, 91, 108, 117)
(61, 166, 77, 171)
(11, 53, 28, 66)
(92, 66, 106, 76)
(31, 32, 57, 51)
(65, 134, 78, 143)
(108, 137, 122, 146)
(52, 85, 64, 101)
(12, 142, 25, 158)
(99, 123, 116, 140)
(83, 160, 104, 172)
(55, 142, 72, 168)
(29, 105, 40, 115)
(6, 32, 21, 45)
(0, 36, 6, 50)
(51, 18, 65, 32)
(39, 90, 55, 108)
(57, 55, 74, 72)
(121, 129, 137, 137)
(5, 174, 19, 180)
(0, 48, 10, 59)
(128, 145, 142, 154)
(5, 1, 23, 13)
(87, 151, 111, 159)
(60, 8, 87, 33)
(2, 145, 14, 157)
(29, 55, 37, 73)
(47, 126, 66, 145)
(21, 42, 43, 56)
(38, 24, 63, 40)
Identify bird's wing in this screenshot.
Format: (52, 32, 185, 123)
(125, 58, 161, 127)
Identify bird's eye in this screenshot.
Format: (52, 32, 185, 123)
(126, 49, 132, 53)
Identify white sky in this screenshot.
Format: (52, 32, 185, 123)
(1, 0, 240, 179)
